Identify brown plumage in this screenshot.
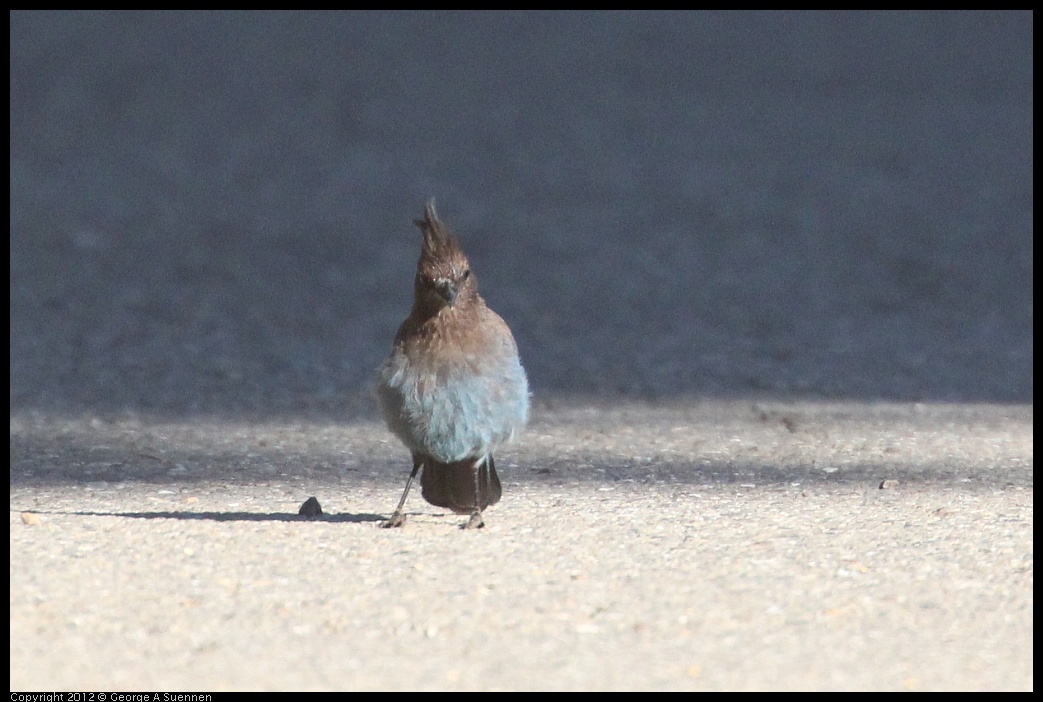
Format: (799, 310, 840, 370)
(376, 199, 529, 529)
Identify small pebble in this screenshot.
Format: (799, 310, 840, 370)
(299, 496, 323, 517)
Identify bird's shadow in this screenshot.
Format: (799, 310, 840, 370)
(18, 509, 387, 523)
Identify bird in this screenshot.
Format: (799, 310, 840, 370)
(376, 199, 529, 529)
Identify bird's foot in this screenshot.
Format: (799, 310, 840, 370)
(462, 511, 485, 530)
(381, 511, 407, 528)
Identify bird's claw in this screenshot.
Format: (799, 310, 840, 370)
(462, 511, 485, 530)
(381, 512, 407, 528)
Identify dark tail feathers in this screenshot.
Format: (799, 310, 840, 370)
(421, 456, 501, 514)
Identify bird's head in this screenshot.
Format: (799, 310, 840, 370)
(413, 199, 477, 313)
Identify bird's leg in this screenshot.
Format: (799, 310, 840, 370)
(382, 457, 422, 528)
(462, 456, 486, 530)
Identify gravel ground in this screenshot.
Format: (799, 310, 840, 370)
(10, 11, 1033, 691)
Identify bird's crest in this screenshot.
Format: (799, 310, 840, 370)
(415, 198, 459, 257)
(415, 198, 469, 278)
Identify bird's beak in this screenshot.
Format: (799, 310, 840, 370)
(435, 280, 459, 307)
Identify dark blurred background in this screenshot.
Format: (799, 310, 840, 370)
(9, 11, 1033, 420)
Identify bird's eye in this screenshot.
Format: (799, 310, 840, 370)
(462, 269, 471, 280)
